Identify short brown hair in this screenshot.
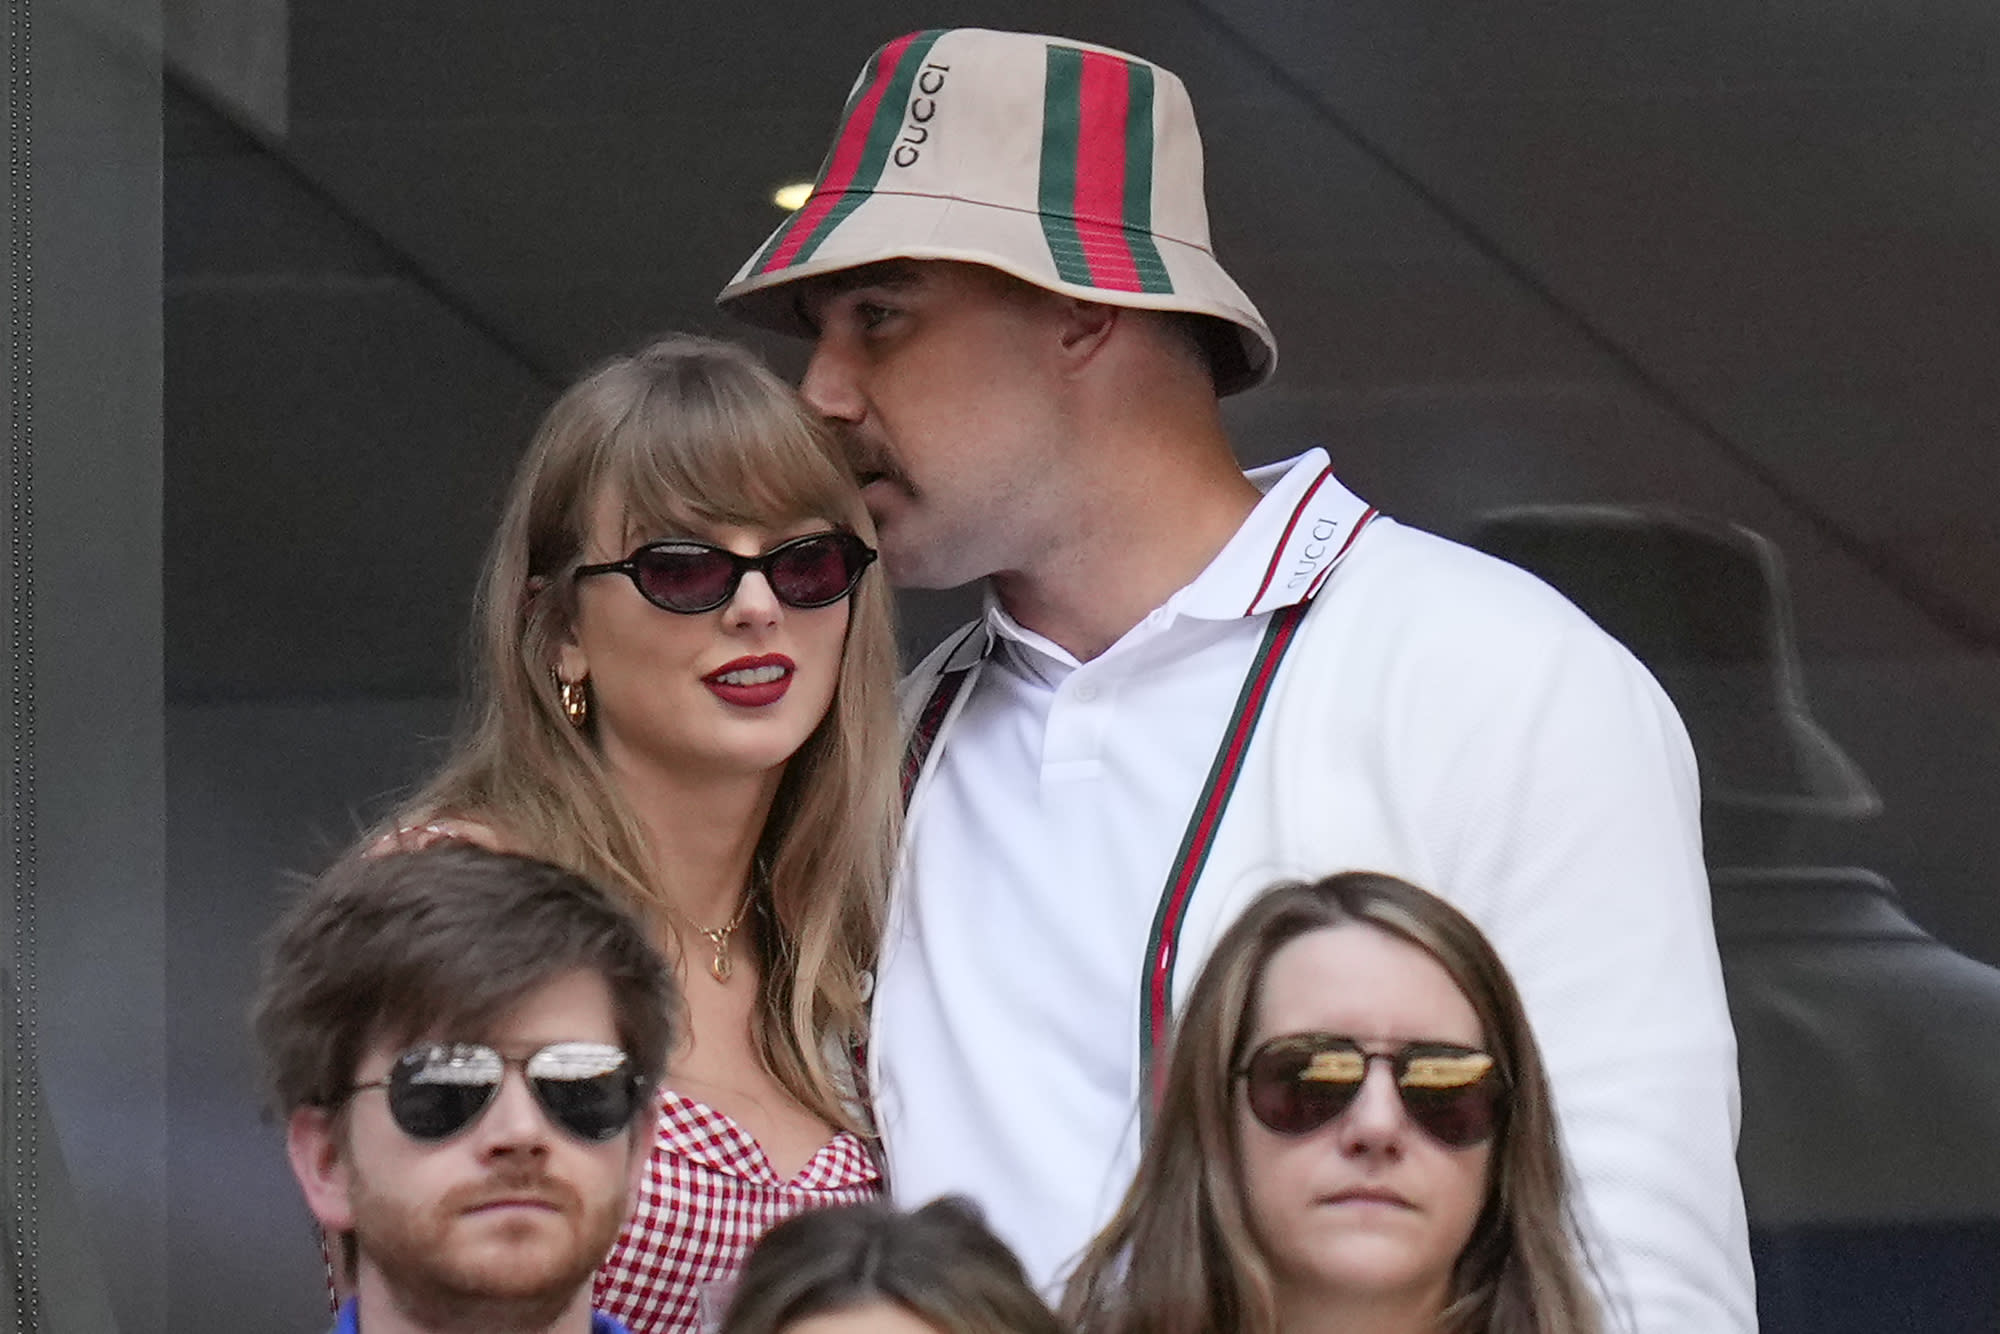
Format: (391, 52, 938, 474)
(1164, 310, 1249, 391)
(721, 1198, 1064, 1334)
(253, 844, 676, 1115)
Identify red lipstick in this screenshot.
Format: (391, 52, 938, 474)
(702, 654, 795, 708)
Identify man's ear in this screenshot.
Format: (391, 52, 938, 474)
(287, 1106, 358, 1234)
(1053, 296, 1119, 371)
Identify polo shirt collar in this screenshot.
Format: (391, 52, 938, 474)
(969, 449, 1374, 669)
(1170, 448, 1373, 621)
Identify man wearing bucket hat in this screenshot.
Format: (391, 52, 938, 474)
(719, 28, 1753, 1333)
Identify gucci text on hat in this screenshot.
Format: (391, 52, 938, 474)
(717, 28, 1276, 395)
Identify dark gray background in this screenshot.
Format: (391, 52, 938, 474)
(12, 0, 1999, 1330)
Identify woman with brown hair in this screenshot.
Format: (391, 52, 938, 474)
(376, 334, 903, 1333)
(1062, 872, 1604, 1334)
(720, 1197, 1064, 1334)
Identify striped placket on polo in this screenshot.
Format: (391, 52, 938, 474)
(748, 28, 947, 277)
(1037, 44, 1174, 294)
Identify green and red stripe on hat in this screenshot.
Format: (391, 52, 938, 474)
(718, 28, 1277, 395)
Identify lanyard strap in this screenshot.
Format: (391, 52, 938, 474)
(894, 608, 1303, 1098)
(892, 501, 1376, 1110)
(1137, 599, 1310, 1104)
(1140, 501, 1379, 1105)
(901, 665, 974, 807)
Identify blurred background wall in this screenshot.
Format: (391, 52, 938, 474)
(7, 1, 1997, 1329)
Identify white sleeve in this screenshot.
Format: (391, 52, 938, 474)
(1420, 621, 1757, 1334)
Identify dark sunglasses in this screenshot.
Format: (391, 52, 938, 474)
(347, 1041, 647, 1144)
(573, 531, 876, 615)
(1238, 1033, 1506, 1149)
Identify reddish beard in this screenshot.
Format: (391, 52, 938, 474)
(350, 1164, 630, 1327)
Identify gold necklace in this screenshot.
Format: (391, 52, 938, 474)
(694, 894, 753, 983)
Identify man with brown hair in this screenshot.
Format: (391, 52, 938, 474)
(254, 844, 674, 1334)
(719, 26, 1754, 1333)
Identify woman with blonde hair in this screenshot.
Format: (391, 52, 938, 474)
(377, 334, 902, 1333)
(1062, 872, 1604, 1334)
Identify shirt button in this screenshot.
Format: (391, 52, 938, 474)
(1074, 681, 1099, 702)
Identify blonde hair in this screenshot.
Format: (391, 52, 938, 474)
(381, 334, 901, 1132)
(1062, 872, 1603, 1334)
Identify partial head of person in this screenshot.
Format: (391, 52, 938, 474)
(1063, 872, 1602, 1334)
(253, 844, 676, 1332)
(388, 334, 899, 1131)
(720, 1197, 1064, 1334)
(717, 29, 1276, 589)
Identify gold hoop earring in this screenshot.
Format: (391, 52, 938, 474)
(556, 675, 590, 729)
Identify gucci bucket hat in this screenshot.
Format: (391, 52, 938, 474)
(717, 27, 1276, 395)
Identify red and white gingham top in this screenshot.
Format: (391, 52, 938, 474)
(592, 1088, 882, 1334)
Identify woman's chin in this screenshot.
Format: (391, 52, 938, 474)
(601, 715, 823, 785)
(1273, 1235, 1450, 1309)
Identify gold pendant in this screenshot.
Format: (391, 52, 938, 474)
(710, 946, 732, 984)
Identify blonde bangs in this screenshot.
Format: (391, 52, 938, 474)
(595, 353, 870, 548)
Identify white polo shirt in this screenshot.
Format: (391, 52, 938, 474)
(872, 449, 1754, 1332)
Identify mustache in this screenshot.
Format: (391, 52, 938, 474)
(830, 428, 907, 488)
(440, 1168, 582, 1217)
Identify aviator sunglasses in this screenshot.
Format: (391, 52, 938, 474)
(573, 531, 876, 615)
(347, 1040, 647, 1143)
(1239, 1032, 1507, 1149)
